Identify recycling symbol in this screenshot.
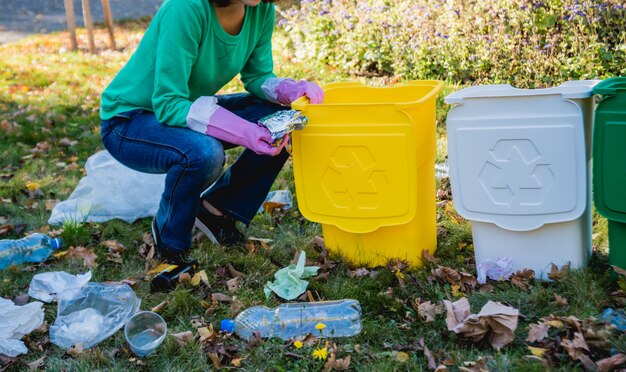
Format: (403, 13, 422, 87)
(321, 146, 388, 211)
(478, 139, 555, 207)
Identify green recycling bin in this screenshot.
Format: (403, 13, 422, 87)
(592, 77, 626, 270)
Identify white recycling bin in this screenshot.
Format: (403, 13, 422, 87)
(445, 81, 598, 279)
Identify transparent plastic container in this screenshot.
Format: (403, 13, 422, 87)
(0, 233, 62, 270)
(221, 300, 362, 340)
(124, 311, 167, 357)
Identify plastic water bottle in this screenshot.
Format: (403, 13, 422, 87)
(220, 299, 362, 340)
(600, 308, 626, 332)
(0, 233, 62, 270)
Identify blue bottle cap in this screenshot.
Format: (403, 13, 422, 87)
(220, 319, 235, 333)
(51, 238, 62, 250)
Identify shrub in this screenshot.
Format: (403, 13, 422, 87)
(276, 0, 626, 87)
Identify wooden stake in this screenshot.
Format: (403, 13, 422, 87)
(101, 0, 116, 50)
(81, 0, 96, 53)
(64, 0, 78, 50)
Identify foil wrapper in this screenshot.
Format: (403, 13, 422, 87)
(257, 110, 308, 146)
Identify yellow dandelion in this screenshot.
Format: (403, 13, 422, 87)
(312, 347, 328, 360)
(293, 340, 303, 349)
(315, 323, 327, 331)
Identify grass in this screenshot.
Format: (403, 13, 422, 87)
(0, 21, 624, 371)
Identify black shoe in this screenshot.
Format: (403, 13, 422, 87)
(152, 218, 194, 265)
(194, 206, 244, 246)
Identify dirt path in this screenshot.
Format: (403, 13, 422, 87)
(0, 0, 163, 44)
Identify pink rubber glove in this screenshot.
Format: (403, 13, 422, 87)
(275, 79, 324, 105)
(206, 107, 284, 156)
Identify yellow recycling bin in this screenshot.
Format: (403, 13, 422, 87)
(291, 81, 444, 267)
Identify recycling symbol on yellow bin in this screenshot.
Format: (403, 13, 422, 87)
(478, 139, 555, 207)
(321, 146, 388, 210)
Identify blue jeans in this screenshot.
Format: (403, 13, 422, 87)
(100, 93, 290, 253)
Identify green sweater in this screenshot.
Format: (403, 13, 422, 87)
(100, 0, 276, 126)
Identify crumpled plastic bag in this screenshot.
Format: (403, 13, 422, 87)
(28, 271, 92, 303)
(264, 251, 319, 300)
(50, 282, 140, 350)
(0, 298, 44, 357)
(48, 150, 165, 224)
(443, 297, 519, 351)
(257, 190, 293, 214)
(476, 257, 514, 284)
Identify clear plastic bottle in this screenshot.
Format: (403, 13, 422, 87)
(0, 233, 62, 270)
(220, 299, 362, 340)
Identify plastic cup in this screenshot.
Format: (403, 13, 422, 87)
(124, 311, 167, 357)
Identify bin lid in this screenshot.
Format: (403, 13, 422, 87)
(592, 77, 626, 96)
(445, 81, 595, 231)
(445, 80, 600, 105)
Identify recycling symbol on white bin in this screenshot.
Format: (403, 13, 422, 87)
(321, 146, 388, 210)
(478, 139, 555, 207)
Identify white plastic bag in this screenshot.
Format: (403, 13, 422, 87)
(28, 271, 92, 303)
(49, 283, 140, 349)
(48, 150, 165, 224)
(0, 298, 44, 357)
(257, 190, 293, 214)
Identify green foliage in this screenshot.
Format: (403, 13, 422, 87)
(277, 0, 626, 87)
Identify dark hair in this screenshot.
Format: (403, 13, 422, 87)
(213, 0, 276, 7)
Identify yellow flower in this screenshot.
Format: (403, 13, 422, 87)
(312, 347, 328, 360)
(315, 323, 327, 331)
(293, 341, 303, 349)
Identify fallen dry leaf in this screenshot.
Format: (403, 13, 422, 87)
(211, 293, 233, 303)
(102, 240, 126, 253)
(67, 343, 84, 357)
(396, 351, 410, 363)
(526, 322, 550, 343)
(324, 353, 351, 371)
(226, 263, 244, 278)
(208, 352, 222, 368)
(547, 263, 570, 281)
(348, 267, 370, 278)
(178, 272, 192, 283)
(313, 235, 325, 250)
(554, 294, 568, 306)
(26, 355, 46, 370)
(413, 299, 444, 323)
(596, 353, 626, 372)
(198, 325, 216, 342)
(422, 249, 439, 265)
(64, 246, 98, 268)
(419, 338, 437, 370)
(510, 269, 535, 291)
(263, 201, 286, 214)
(231, 297, 245, 315)
(170, 331, 193, 346)
(527, 346, 547, 357)
(191, 270, 210, 287)
(230, 357, 243, 367)
(151, 300, 169, 313)
(431, 266, 477, 291)
(226, 276, 240, 292)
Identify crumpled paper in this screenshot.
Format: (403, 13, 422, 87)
(0, 298, 45, 357)
(264, 251, 319, 300)
(28, 271, 92, 303)
(476, 257, 514, 284)
(443, 297, 519, 350)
